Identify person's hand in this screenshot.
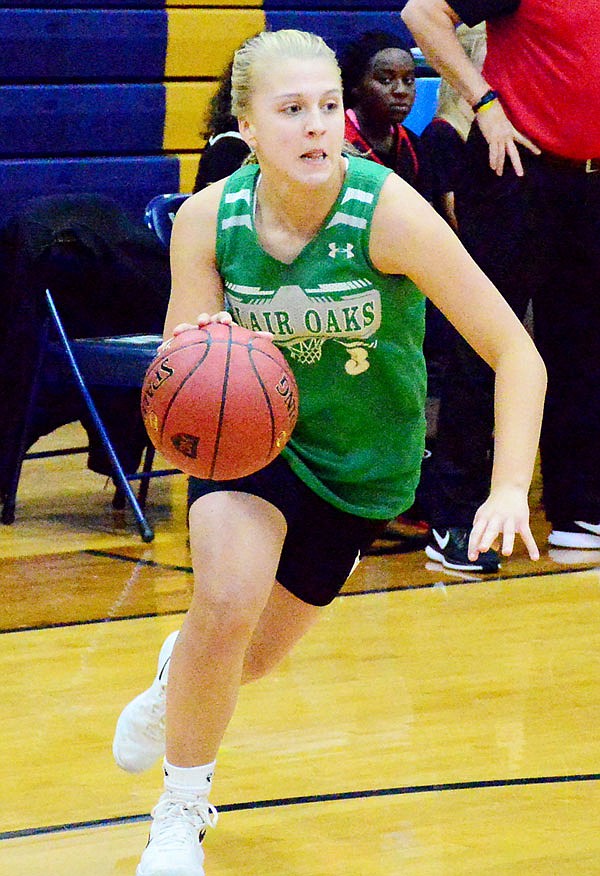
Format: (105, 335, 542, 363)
(158, 312, 273, 355)
(468, 485, 539, 563)
(194, 312, 273, 341)
(157, 313, 232, 354)
(475, 100, 541, 177)
(194, 311, 234, 330)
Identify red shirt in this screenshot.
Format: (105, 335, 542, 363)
(483, 0, 600, 159)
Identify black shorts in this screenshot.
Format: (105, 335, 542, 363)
(187, 455, 389, 607)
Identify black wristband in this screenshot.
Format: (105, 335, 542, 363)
(472, 89, 499, 113)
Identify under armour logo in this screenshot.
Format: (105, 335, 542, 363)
(328, 242, 354, 259)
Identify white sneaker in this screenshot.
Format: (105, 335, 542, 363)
(136, 791, 218, 876)
(548, 520, 600, 549)
(113, 630, 178, 773)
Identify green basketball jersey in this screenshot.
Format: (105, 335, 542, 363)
(215, 155, 426, 519)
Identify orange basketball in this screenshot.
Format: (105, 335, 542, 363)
(141, 323, 298, 479)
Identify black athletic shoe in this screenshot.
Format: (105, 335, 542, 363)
(425, 527, 500, 573)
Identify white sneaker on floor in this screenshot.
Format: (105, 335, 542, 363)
(136, 791, 218, 876)
(548, 520, 600, 549)
(113, 630, 178, 773)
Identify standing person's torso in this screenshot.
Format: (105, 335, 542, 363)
(482, 0, 600, 159)
(215, 156, 427, 519)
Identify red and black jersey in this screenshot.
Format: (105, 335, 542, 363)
(344, 109, 433, 200)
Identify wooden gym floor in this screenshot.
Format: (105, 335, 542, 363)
(2, 423, 600, 874)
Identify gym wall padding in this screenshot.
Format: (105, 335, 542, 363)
(0, 156, 181, 217)
(0, 10, 168, 82)
(0, 6, 265, 221)
(164, 9, 266, 78)
(1, 2, 438, 224)
(263, 10, 414, 57)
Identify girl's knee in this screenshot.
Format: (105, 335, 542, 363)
(187, 578, 269, 647)
(241, 643, 279, 683)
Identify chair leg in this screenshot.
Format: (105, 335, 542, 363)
(1, 319, 51, 526)
(1, 493, 16, 525)
(112, 444, 157, 512)
(45, 290, 154, 542)
(137, 443, 156, 511)
(112, 485, 126, 511)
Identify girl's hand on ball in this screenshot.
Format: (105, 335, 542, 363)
(197, 312, 233, 327)
(157, 322, 197, 354)
(173, 322, 199, 335)
(197, 313, 273, 339)
(158, 316, 231, 354)
(160, 314, 273, 354)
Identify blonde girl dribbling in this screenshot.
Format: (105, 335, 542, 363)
(113, 29, 546, 876)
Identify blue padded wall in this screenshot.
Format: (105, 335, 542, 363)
(0, 85, 166, 158)
(0, 1, 163, 9)
(0, 10, 167, 82)
(1, 1, 438, 225)
(0, 6, 170, 221)
(264, 1, 404, 9)
(0, 157, 180, 225)
(264, 10, 414, 56)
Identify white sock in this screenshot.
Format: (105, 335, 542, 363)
(163, 758, 216, 797)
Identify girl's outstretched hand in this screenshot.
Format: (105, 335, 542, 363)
(468, 485, 540, 563)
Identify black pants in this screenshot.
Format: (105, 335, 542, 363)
(429, 128, 600, 529)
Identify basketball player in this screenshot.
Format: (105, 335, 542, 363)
(113, 30, 546, 876)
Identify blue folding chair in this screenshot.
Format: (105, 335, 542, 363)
(0, 290, 164, 541)
(1, 194, 191, 541)
(144, 193, 190, 248)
